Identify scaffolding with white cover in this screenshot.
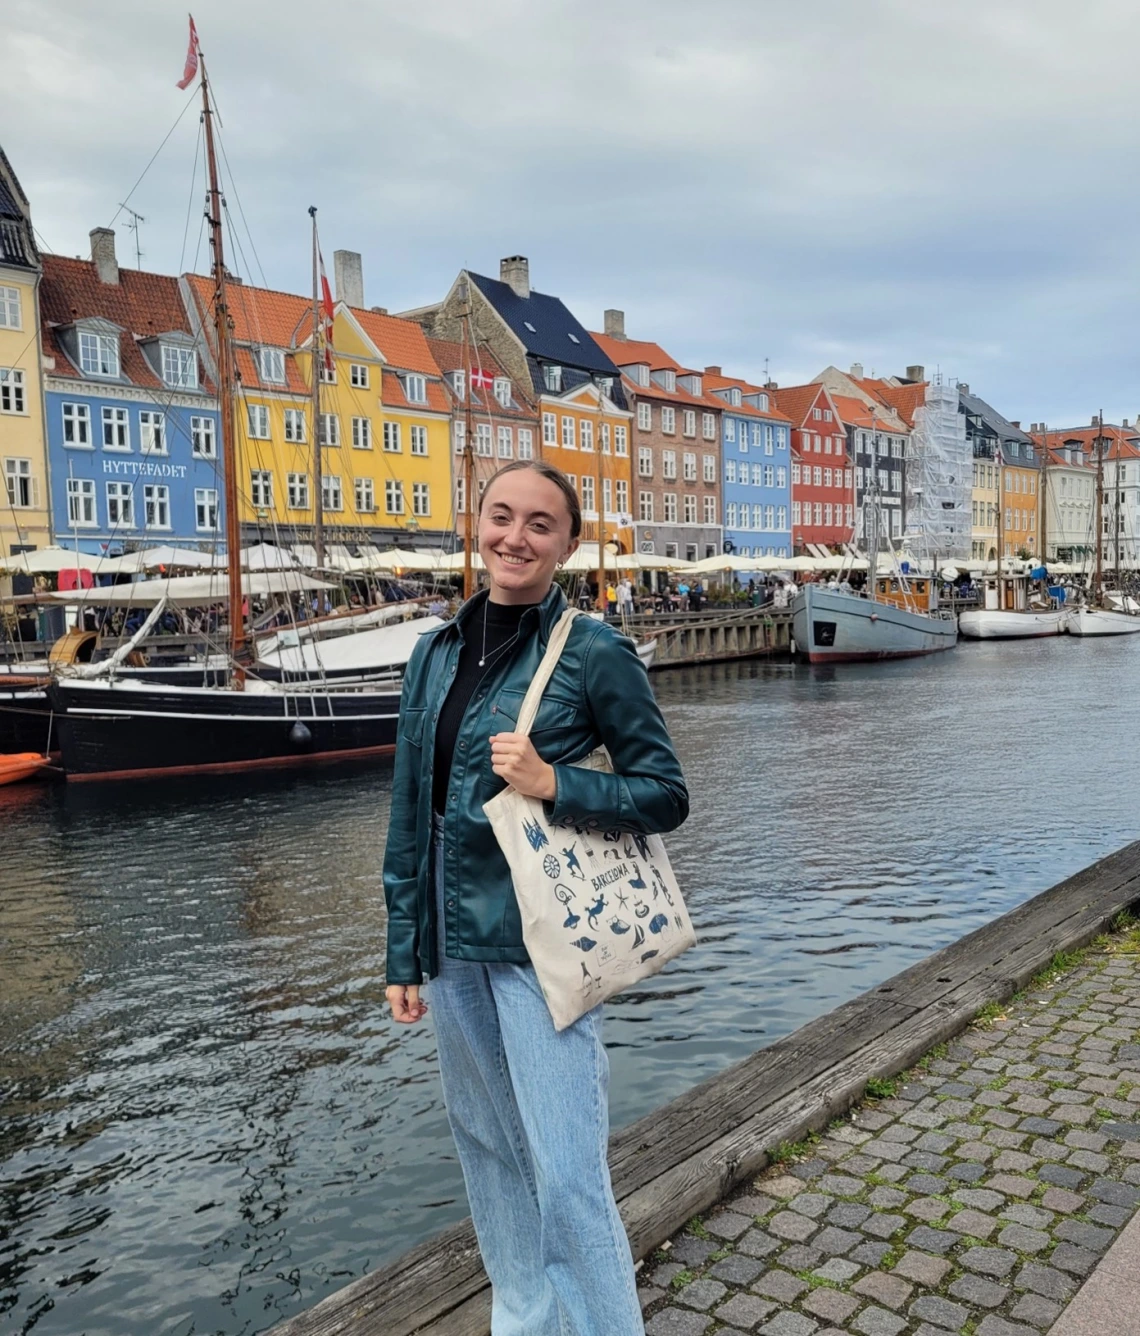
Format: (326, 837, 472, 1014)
(903, 375, 971, 563)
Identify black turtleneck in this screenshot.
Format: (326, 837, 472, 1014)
(432, 597, 539, 814)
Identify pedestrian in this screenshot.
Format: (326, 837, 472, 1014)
(605, 580, 618, 615)
(383, 459, 688, 1336)
(618, 575, 635, 616)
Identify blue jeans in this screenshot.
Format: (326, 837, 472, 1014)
(429, 822, 643, 1336)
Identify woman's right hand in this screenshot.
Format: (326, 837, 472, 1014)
(386, 984, 428, 1025)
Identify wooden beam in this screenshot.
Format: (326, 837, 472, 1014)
(265, 840, 1140, 1336)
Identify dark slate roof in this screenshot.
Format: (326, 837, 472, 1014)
(468, 270, 618, 375)
(959, 388, 1032, 445)
(0, 159, 37, 270)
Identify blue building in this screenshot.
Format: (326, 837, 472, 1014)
(705, 371, 792, 559)
(39, 231, 222, 554)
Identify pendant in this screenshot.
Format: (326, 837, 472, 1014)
(478, 658, 485, 667)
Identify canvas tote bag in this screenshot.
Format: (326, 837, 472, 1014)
(483, 609, 696, 1031)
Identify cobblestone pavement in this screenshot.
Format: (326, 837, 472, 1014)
(639, 924, 1140, 1336)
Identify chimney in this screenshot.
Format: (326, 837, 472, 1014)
(370, 305, 388, 316)
(1010, 421, 1020, 429)
(906, 364, 925, 382)
(765, 380, 778, 390)
(1124, 418, 1131, 428)
(603, 308, 625, 340)
(850, 362, 864, 379)
(959, 382, 969, 395)
(334, 250, 364, 308)
(704, 365, 721, 376)
(1092, 414, 1100, 426)
(90, 227, 119, 286)
(500, 255, 530, 299)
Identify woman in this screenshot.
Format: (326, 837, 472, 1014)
(383, 460, 688, 1336)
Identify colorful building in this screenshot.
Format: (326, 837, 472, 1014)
(39, 235, 222, 553)
(959, 387, 1040, 560)
(1033, 420, 1140, 565)
(701, 368, 790, 558)
(592, 314, 722, 562)
(771, 383, 853, 554)
(182, 257, 452, 553)
(0, 148, 52, 557)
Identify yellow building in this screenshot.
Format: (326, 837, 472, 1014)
(0, 149, 51, 557)
(970, 455, 998, 561)
(182, 275, 452, 550)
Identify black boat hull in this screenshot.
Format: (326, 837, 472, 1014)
(0, 690, 54, 754)
(48, 680, 401, 781)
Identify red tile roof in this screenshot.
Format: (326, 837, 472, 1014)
(426, 336, 538, 420)
(830, 393, 903, 432)
(857, 377, 926, 427)
(349, 307, 443, 378)
(702, 371, 792, 423)
(183, 272, 311, 347)
(769, 382, 834, 429)
(591, 331, 722, 409)
(380, 369, 451, 415)
(40, 255, 212, 391)
(1032, 423, 1140, 464)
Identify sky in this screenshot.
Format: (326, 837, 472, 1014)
(7, 0, 1140, 429)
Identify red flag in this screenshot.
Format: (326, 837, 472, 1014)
(175, 16, 200, 90)
(318, 251, 335, 372)
(470, 368, 494, 390)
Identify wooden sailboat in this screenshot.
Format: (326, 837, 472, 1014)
(46, 39, 425, 781)
(1065, 414, 1140, 636)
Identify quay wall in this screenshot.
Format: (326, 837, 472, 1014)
(265, 841, 1140, 1336)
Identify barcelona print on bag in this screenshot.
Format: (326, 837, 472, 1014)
(483, 610, 696, 1031)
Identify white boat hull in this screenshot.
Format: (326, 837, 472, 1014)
(1064, 608, 1140, 637)
(958, 609, 1065, 639)
(791, 585, 957, 663)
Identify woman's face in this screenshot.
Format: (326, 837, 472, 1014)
(478, 470, 579, 604)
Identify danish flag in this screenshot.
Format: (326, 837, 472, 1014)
(318, 250, 335, 372)
(175, 16, 200, 90)
(470, 368, 494, 390)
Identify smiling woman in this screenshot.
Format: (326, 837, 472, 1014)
(382, 459, 688, 1335)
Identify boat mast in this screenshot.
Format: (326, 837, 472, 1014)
(865, 405, 878, 604)
(458, 278, 476, 600)
(595, 379, 606, 610)
(308, 206, 324, 570)
(995, 439, 1004, 609)
(1038, 423, 1046, 569)
(1094, 410, 1105, 606)
(199, 50, 244, 665)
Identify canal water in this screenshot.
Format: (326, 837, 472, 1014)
(1, 636, 1137, 1336)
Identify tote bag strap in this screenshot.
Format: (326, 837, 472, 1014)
(514, 608, 581, 738)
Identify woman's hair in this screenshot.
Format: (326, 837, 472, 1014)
(479, 460, 582, 539)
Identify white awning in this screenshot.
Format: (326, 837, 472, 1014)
(46, 570, 336, 607)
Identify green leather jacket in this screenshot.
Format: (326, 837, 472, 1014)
(382, 583, 689, 985)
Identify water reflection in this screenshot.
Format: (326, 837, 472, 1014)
(1, 637, 1137, 1335)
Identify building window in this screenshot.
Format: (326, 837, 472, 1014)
(475, 423, 493, 456)
(543, 365, 562, 392)
(542, 412, 556, 444)
(764, 465, 775, 487)
(637, 401, 652, 431)
(323, 474, 344, 512)
(725, 418, 736, 443)
(615, 479, 628, 514)
(581, 474, 596, 512)
(726, 502, 737, 527)
(579, 418, 594, 452)
(752, 464, 763, 486)
(682, 451, 697, 481)
(411, 425, 428, 456)
(106, 480, 134, 527)
(725, 459, 736, 484)
(320, 360, 337, 385)
(79, 331, 119, 378)
(350, 363, 369, 389)
(493, 378, 511, 408)
(663, 492, 678, 523)
(403, 373, 426, 403)
(381, 420, 401, 452)
(189, 416, 215, 459)
(287, 473, 309, 509)
(661, 406, 676, 434)
(749, 423, 761, 448)
(561, 416, 575, 448)
(600, 422, 611, 453)
(834, 437, 844, 458)
(753, 504, 763, 529)
(259, 348, 285, 383)
(450, 370, 466, 400)
(455, 477, 467, 514)
(497, 425, 513, 458)
(62, 402, 92, 446)
(792, 500, 801, 525)
(412, 481, 430, 516)
(246, 403, 270, 440)
(638, 446, 653, 478)
(4, 458, 34, 508)
(703, 454, 716, 483)
(385, 479, 405, 515)
(791, 462, 801, 484)
(0, 285, 20, 328)
(683, 494, 697, 523)
(663, 450, 677, 480)
(194, 487, 218, 531)
(102, 403, 130, 451)
(776, 466, 786, 488)
(682, 409, 696, 438)
(824, 503, 833, 526)
(777, 505, 787, 529)
(813, 466, 822, 486)
(739, 504, 750, 530)
(702, 412, 716, 440)
(66, 477, 97, 527)
(144, 484, 170, 529)
(765, 504, 775, 530)
(813, 501, 822, 525)
(319, 413, 340, 447)
(639, 489, 654, 522)
(161, 344, 197, 388)
(139, 410, 166, 454)
(352, 417, 373, 449)
(765, 426, 774, 455)
(614, 425, 628, 455)
(824, 467, 833, 488)
(354, 477, 376, 513)
(517, 428, 533, 460)
(250, 470, 273, 508)
(283, 409, 306, 443)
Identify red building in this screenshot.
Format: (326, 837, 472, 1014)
(772, 383, 854, 553)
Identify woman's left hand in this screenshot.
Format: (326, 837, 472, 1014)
(490, 732, 556, 800)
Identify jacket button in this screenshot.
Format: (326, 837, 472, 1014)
(458, 741, 467, 751)
(449, 794, 457, 803)
(447, 899, 455, 909)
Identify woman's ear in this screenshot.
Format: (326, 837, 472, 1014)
(563, 537, 580, 562)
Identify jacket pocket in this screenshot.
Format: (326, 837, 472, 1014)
(400, 705, 427, 747)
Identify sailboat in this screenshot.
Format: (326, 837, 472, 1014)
(1065, 415, 1140, 636)
(47, 44, 425, 781)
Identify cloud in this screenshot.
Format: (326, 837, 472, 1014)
(7, 0, 1140, 426)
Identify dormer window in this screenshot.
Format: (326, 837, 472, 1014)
(662, 369, 676, 393)
(450, 370, 466, 400)
(259, 348, 286, 384)
(567, 332, 581, 345)
(493, 377, 512, 408)
(759, 393, 769, 412)
(729, 387, 742, 407)
(544, 364, 563, 392)
(403, 373, 427, 404)
(161, 344, 198, 389)
(524, 321, 537, 333)
(79, 330, 119, 379)
(596, 376, 613, 398)
(638, 365, 650, 388)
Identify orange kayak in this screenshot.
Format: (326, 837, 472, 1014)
(0, 752, 49, 785)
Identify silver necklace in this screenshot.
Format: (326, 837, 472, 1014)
(479, 601, 521, 669)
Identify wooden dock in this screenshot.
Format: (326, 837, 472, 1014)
(635, 606, 794, 670)
(265, 841, 1140, 1336)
